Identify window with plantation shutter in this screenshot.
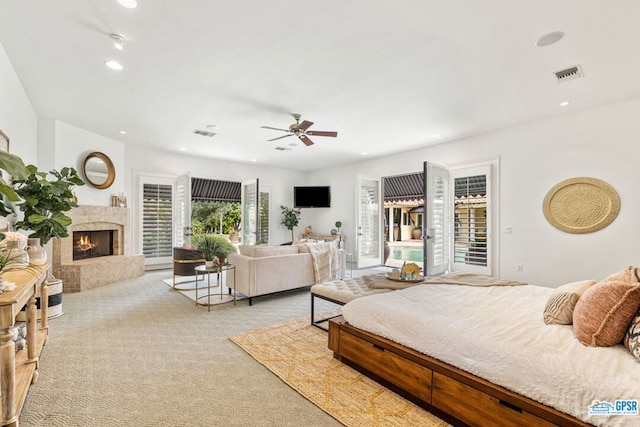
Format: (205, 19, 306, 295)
(142, 183, 173, 260)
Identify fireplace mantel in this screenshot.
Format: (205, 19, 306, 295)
(53, 205, 144, 292)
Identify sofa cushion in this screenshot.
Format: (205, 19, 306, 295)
(573, 267, 640, 347)
(238, 245, 300, 258)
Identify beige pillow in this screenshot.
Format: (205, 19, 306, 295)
(573, 267, 640, 347)
(543, 280, 597, 325)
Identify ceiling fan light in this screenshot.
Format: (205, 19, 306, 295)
(110, 34, 125, 51)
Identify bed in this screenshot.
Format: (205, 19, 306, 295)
(328, 283, 640, 427)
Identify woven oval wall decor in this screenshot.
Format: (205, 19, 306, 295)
(542, 177, 620, 234)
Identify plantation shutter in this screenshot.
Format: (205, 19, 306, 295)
(451, 166, 491, 275)
(142, 183, 173, 259)
(424, 163, 449, 276)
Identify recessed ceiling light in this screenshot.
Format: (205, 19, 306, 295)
(104, 60, 123, 71)
(536, 31, 565, 47)
(110, 34, 126, 51)
(361, 152, 368, 155)
(117, 0, 138, 8)
(119, 130, 127, 134)
(250, 159, 257, 162)
(179, 147, 187, 152)
(560, 101, 571, 107)
(432, 134, 441, 138)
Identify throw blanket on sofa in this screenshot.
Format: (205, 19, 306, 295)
(298, 242, 339, 284)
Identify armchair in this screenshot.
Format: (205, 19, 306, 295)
(172, 247, 205, 289)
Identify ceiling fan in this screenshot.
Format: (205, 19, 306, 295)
(261, 113, 338, 146)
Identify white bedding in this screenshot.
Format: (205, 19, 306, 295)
(341, 284, 640, 427)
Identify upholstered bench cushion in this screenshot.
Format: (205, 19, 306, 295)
(310, 275, 393, 331)
(311, 276, 392, 304)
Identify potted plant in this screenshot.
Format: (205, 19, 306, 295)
(15, 165, 83, 318)
(13, 165, 85, 245)
(280, 205, 301, 243)
(412, 224, 422, 240)
(335, 221, 342, 234)
(193, 234, 237, 267)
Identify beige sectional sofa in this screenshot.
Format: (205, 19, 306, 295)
(226, 245, 316, 304)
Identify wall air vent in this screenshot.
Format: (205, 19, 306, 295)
(274, 146, 292, 151)
(554, 65, 584, 82)
(193, 129, 216, 138)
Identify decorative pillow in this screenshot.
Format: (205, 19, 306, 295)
(573, 266, 640, 347)
(543, 280, 597, 325)
(624, 312, 640, 362)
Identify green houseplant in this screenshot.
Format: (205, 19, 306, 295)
(280, 205, 301, 242)
(13, 165, 85, 244)
(0, 152, 29, 216)
(193, 234, 237, 266)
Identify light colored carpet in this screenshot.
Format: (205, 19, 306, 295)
(231, 317, 448, 427)
(20, 270, 342, 426)
(162, 274, 235, 305)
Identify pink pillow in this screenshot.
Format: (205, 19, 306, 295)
(573, 267, 640, 347)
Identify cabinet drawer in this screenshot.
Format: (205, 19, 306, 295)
(340, 331, 432, 403)
(432, 372, 556, 427)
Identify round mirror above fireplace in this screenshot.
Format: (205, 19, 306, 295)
(83, 152, 115, 189)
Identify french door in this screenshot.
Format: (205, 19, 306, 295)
(241, 179, 260, 246)
(355, 175, 382, 268)
(424, 162, 449, 276)
(174, 172, 191, 247)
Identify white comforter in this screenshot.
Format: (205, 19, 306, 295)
(341, 284, 640, 427)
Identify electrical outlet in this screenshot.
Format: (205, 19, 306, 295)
(517, 264, 524, 272)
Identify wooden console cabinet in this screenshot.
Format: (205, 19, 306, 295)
(0, 265, 49, 426)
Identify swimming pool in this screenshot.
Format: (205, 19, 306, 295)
(390, 247, 423, 262)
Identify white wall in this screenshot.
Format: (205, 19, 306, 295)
(124, 145, 309, 245)
(53, 121, 125, 207)
(308, 98, 640, 287)
(0, 43, 37, 164)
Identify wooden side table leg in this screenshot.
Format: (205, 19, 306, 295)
(0, 307, 17, 426)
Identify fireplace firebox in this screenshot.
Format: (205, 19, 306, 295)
(73, 230, 114, 261)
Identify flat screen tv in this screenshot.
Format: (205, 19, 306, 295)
(294, 186, 331, 208)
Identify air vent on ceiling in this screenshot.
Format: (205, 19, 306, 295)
(274, 146, 292, 151)
(554, 65, 584, 82)
(193, 129, 216, 138)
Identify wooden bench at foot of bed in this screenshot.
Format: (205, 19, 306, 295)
(328, 316, 591, 427)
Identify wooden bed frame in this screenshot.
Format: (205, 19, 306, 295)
(328, 316, 592, 427)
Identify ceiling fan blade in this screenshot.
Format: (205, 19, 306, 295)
(306, 130, 337, 138)
(261, 126, 290, 132)
(268, 134, 294, 142)
(299, 135, 314, 146)
(298, 120, 314, 131)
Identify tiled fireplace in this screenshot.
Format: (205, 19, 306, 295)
(53, 206, 145, 292)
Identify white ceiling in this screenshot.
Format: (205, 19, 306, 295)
(1, 1, 640, 172)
